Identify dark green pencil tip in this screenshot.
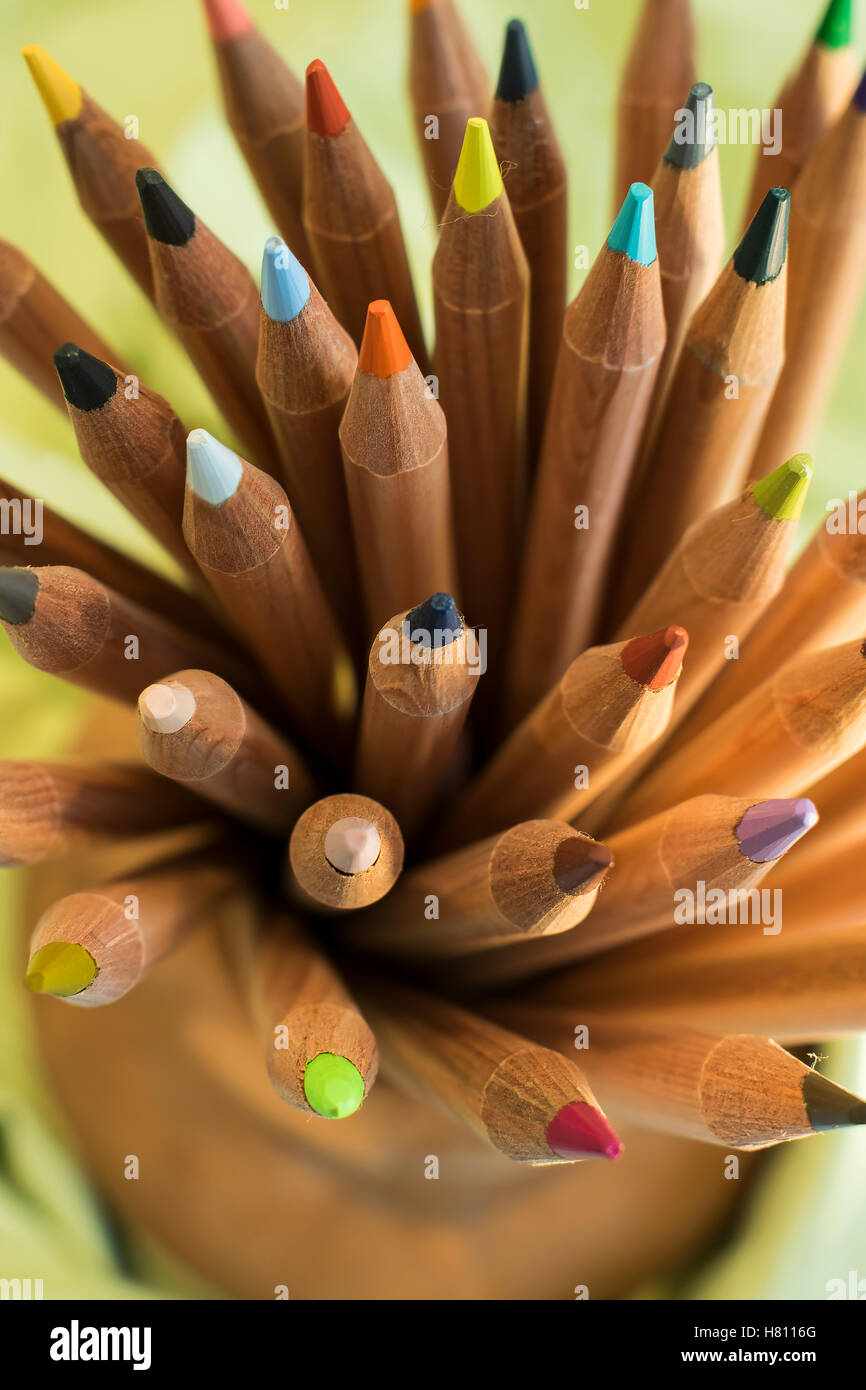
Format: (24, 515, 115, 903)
(664, 82, 716, 169)
(733, 187, 790, 285)
(136, 168, 196, 246)
(815, 0, 853, 49)
(54, 342, 117, 411)
(0, 568, 39, 625)
(495, 19, 539, 102)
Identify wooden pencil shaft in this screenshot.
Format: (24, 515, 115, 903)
(0, 760, 203, 866)
(614, 0, 696, 206)
(136, 668, 317, 834)
(408, 0, 489, 219)
(287, 793, 404, 911)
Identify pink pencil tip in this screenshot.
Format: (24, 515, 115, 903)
(202, 0, 253, 43)
(547, 1101, 624, 1161)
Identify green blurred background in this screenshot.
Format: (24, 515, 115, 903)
(0, 0, 864, 1299)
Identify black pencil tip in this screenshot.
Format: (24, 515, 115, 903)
(495, 19, 538, 102)
(0, 567, 39, 625)
(54, 342, 117, 411)
(406, 592, 462, 646)
(136, 168, 196, 246)
(664, 82, 715, 169)
(803, 1069, 866, 1132)
(733, 187, 790, 285)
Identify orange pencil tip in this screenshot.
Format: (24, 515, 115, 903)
(621, 625, 689, 690)
(359, 300, 412, 377)
(201, 0, 253, 42)
(306, 58, 350, 136)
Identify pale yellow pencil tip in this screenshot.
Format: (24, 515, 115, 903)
(138, 681, 196, 735)
(453, 117, 503, 214)
(22, 44, 82, 125)
(26, 941, 96, 997)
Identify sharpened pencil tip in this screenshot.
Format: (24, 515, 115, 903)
(21, 44, 82, 125)
(26, 941, 97, 997)
(621, 625, 689, 689)
(553, 838, 613, 894)
(733, 187, 790, 285)
(0, 568, 39, 625)
(139, 682, 196, 734)
(201, 0, 254, 43)
(261, 236, 310, 321)
(54, 342, 117, 411)
(453, 117, 503, 213)
(815, 0, 853, 49)
(802, 1069, 866, 1132)
(664, 82, 716, 169)
(324, 817, 381, 874)
(303, 1052, 365, 1118)
(406, 592, 462, 646)
(608, 183, 656, 265)
(736, 798, 819, 863)
(547, 1101, 624, 1160)
(359, 300, 412, 377)
(854, 66, 866, 112)
(136, 169, 196, 246)
(305, 58, 350, 137)
(752, 454, 813, 521)
(495, 19, 539, 102)
(186, 429, 243, 505)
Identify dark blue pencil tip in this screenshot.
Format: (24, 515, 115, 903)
(495, 19, 539, 102)
(854, 66, 866, 112)
(406, 593, 462, 646)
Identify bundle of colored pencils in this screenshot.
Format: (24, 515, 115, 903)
(3, 0, 866, 1193)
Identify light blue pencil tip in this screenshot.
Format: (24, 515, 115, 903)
(261, 235, 310, 322)
(186, 429, 243, 506)
(607, 183, 656, 266)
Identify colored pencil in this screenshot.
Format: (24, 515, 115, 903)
(136, 668, 318, 835)
(354, 593, 481, 840)
(489, 19, 568, 461)
(491, 1007, 866, 1150)
(505, 184, 665, 723)
(750, 74, 866, 478)
(355, 975, 624, 1162)
(0, 563, 250, 706)
(135, 168, 278, 472)
(611, 187, 790, 623)
(230, 911, 378, 1118)
(615, 635, 866, 829)
(181, 428, 349, 752)
(433, 116, 529, 678)
(302, 60, 426, 367)
(255, 236, 360, 634)
(742, 0, 858, 228)
(286, 793, 404, 912)
(0, 239, 124, 411)
(201, 0, 313, 268)
(407, 0, 489, 220)
(22, 45, 161, 299)
(614, 0, 696, 208)
(24, 850, 245, 1006)
(0, 760, 204, 867)
(448, 794, 818, 990)
(340, 299, 458, 635)
(349, 821, 612, 962)
(442, 627, 688, 850)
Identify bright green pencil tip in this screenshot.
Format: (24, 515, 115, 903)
(815, 0, 853, 49)
(25, 941, 97, 997)
(304, 1052, 365, 1118)
(453, 117, 503, 213)
(752, 453, 813, 521)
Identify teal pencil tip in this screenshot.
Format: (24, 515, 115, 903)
(607, 182, 656, 266)
(261, 235, 310, 322)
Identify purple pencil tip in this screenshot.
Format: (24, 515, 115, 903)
(736, 798, 819, 863)
(854, 67, 866, 113)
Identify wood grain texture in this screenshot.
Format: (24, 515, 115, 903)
(613, 0, 695, 208)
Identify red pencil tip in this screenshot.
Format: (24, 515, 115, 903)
(201, 0, 253, 43)
(620, 624, 689, 690)
(358, 300, 413, 377)
(547, 1102, 624, 1161)
(306, 58, 350, 136)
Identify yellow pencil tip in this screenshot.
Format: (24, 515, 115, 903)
(453, 117, 503, 214)
(22, 44, 82, 125)
(25, 941, 97, 997)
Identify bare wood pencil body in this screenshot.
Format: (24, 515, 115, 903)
(350, 821, 611, 961)
(287, 793, 404, 912)
(0, 240, 124, 410)
(354, 599, 480, 839)
(614, 0, 695, 207)
(137, 669, 318, 835)
(0, 760, 204, 867)
(408, 0, 489, 219)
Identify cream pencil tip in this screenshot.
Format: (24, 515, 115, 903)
(324, 818, 382, 874)
(186, 428, 243, 504)
(139, 681, 196, 734)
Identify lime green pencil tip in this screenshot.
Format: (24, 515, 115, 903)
(753, 453, 813, 521)
(453, 117, 503, 214)
(304, 1052, 365, 1118)
(815, 0, 853, 49)
(25, 941, 97, 997)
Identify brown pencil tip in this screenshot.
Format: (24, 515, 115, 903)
(358, 300, 413, 377)
(802, 1069, 866, 1133)
(306, 59, 350, 136)
(620, 625, 689, 689)
(0, 567, 39, 625)
(553, 838, 613, 895)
